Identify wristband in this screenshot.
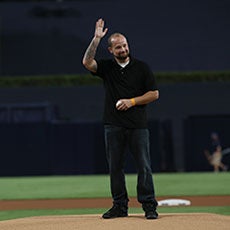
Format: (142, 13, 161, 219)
(130, 98, 136, 106)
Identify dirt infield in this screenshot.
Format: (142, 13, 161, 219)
(0, 213, 229, 230)
(0, 195, 229, 210)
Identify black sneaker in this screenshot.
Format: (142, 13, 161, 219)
(142, 203, 158, 220)
(102, 205, 128, 219)
(145, 210, 158, 219)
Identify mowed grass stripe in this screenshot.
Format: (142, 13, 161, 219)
(0, 172, 229, 200)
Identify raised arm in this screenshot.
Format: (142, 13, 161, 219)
(82, 18, 108, 73)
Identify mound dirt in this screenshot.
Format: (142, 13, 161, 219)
(0, 213, 229, 230)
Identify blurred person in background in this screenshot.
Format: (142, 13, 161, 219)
(204, 132, 228, 172)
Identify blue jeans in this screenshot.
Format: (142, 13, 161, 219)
(104, 125, 157, 208)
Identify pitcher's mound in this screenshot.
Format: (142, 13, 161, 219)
(0, 213, 229, 230)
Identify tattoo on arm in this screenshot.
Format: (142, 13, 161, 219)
(83, 38, 100, 72)
(84, 39, 98, 62)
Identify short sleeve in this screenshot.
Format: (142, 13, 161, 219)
(142, 63, 158, 91)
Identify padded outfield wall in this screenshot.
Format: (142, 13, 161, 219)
(0, 82, 230, 175)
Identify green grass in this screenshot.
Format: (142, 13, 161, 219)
(0, 172, 229, 200)
(0, 172, 229, 221)
(0, 175, 110, 200)
(153, 172, 230, 196)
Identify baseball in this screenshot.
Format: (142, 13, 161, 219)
(116, 100, 122, 108)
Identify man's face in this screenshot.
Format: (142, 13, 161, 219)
(108, 35, 130, 61)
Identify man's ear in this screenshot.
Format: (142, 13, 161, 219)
(108, 47, 113, 54)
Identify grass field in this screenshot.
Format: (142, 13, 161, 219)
(0, 172, 229, 221)
(0, 172, 229, 200)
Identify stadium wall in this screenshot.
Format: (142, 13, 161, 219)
(0, 0, 229, 75)
(0, 82, 230, 175)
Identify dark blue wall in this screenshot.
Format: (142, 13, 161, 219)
(0, 120, 162, 176)
(0, 0, 230, 75)
(0, 82, 230, 175)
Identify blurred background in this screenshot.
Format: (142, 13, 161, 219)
(0, 0, 230, 176)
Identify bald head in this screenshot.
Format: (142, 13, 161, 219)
(108, 33, 127, 47)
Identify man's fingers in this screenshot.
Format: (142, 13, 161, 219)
(103, 28, 108, 34)
(95, 19, 108, 37)
(116, 99, 132, 111)
(97, 18, 105, 28)
(100, 19, 104, 27)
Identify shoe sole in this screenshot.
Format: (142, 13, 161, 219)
(102, 214, 128, 219)
(146, 216, 158, 220)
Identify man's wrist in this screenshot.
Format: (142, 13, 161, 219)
(130, 98, 136, 106)
(93, 36, 102, 41)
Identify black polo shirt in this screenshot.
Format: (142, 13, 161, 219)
(92, 57, 158, 128)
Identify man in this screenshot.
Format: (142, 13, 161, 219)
(204, 132, 228, 172)
(82, 18, 159, 219)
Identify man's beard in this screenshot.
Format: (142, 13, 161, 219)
(114, 52, 129, 60)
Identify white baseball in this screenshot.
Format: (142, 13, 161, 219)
(116, 100, 122, 108)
